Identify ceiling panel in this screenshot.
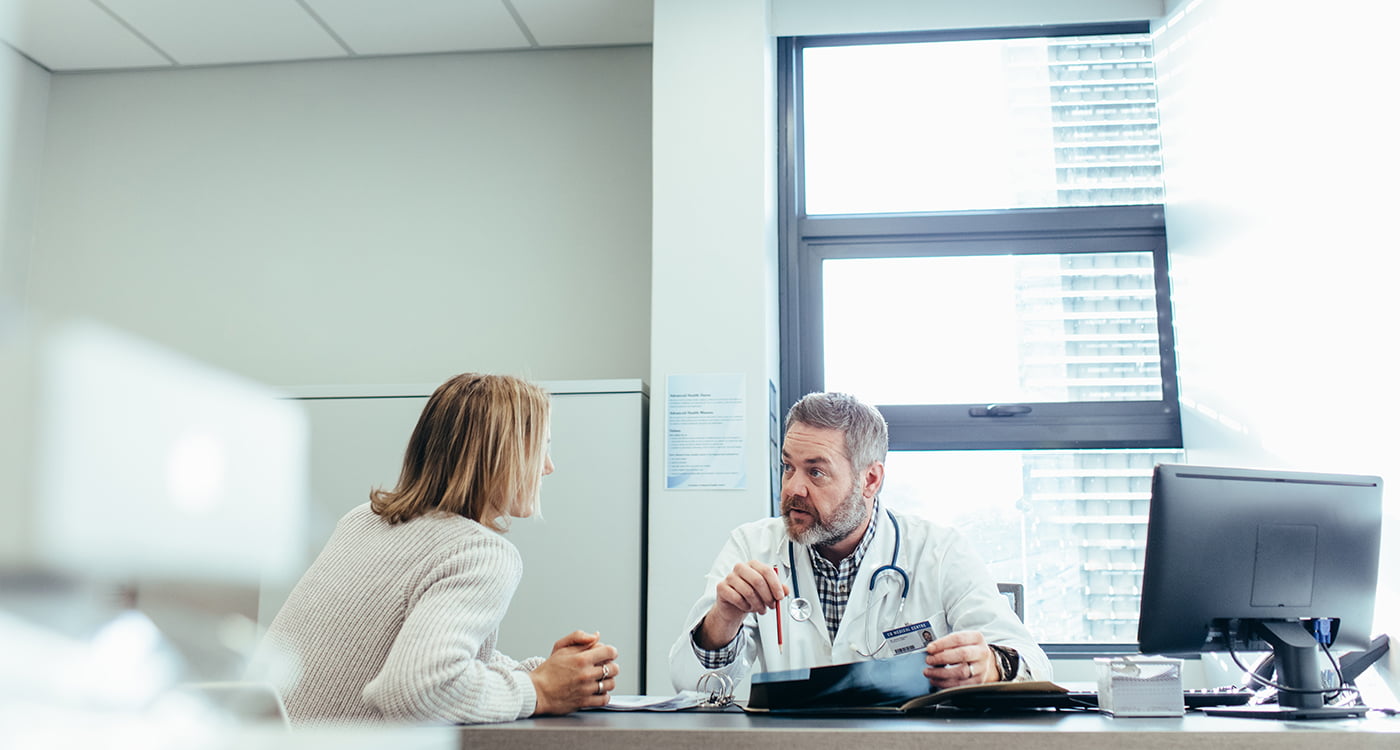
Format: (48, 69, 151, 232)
(102, 0, 347, 66)
(304, 0, 528, 55)
(0, 0, 171, 71)
(512, 0, 651, 47)
(2, 0, 653, 73)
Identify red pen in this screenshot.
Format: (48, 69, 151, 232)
(774, 565, 784, 654)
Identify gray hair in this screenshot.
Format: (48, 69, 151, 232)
(784, 392, 888, 475)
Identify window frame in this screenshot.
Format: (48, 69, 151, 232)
(777, 25, 1182, 453)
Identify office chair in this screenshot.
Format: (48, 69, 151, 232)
(997, 583, 1025, 622)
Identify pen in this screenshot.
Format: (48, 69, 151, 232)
(774, 565, 783, 654)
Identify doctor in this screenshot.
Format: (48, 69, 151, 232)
(669, 392, 1049, 693)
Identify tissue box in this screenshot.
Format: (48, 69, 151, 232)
(1095, 657, 1184, 717)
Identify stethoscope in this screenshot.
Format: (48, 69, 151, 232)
(786, 509, 911, 624)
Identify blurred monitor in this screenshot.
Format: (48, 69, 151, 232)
(1, 316, 307, 586)
(1138, 463, 1383, 718)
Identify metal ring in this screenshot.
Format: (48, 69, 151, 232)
(596, 680, 605, 695)
(601, 663, 611, 680)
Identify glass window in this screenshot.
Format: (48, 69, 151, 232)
(802, 32, 1163, 215)
(780, 23, 1179, 452)
(882, 448, 1183, 644)
(823, 251, 1165, 406)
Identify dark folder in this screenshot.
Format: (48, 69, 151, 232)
(744, 651, 1070, 715)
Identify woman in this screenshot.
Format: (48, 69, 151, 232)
(253, 373, 620, 725)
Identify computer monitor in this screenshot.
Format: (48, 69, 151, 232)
(1137, 463, 1383, 719)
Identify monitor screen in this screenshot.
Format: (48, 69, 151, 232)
(5, 319, 309, 585)
(1137, 463, 1383, 714)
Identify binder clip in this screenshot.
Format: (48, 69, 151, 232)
(696, 671, 736, 708)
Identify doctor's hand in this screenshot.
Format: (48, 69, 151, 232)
(530, 630, 621, 715)
(695, 560, 789, 650)
(923, 631, 999, 690)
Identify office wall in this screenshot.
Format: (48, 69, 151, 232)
(1155, 0, 1400, 684)
(27, 46, 651, 388)
(0, 43, 47, 303)
(0, 41, 47, 587)
(647, 0, 781, 693)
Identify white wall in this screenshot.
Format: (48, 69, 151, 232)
(0, 45, 48, 529)
(1154, 0, 1400, 685)
(647, 0, 780, 693)
(27, 47, 652, 388)
(0, 42, 48, 303)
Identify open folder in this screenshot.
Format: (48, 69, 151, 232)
(743, 651, 1071, 714)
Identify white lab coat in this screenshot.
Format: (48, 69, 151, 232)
(669, 508, 1050, 694)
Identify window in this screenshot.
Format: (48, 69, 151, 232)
(778, 24, 1181, 644)
(799, 25, 1165, 214)
(881, 448, 1182, 644)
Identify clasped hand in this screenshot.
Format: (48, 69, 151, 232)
(529, 630, 620, 715)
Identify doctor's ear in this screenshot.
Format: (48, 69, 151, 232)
(861, 462, 884, 498)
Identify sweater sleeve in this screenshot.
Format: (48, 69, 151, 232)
(361, 535, 538, 724)
(484, 650, 546, 673)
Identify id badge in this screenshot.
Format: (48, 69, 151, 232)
(882, 620, 934, 655)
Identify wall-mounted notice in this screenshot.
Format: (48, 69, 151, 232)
(666, 373, 746, 490)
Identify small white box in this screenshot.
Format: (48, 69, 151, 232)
(1095, 657, 1184, 717)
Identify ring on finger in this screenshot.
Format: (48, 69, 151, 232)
(596, 680, 605, 695)
(601, 663, 612, 680)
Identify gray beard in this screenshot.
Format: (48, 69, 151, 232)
(785, 483, 867, 548)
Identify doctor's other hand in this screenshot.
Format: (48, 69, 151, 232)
(923, 630, 998, 690)
(696, 560, 790, 650)
(529, 630, 620, 715)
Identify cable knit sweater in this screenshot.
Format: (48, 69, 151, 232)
(252, 503, 543, 726)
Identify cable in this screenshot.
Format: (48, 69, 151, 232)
(1224, 622, 1350, 700)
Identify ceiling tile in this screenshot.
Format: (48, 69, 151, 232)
(101, 0, 348, 66)
(304, 0, 529, 55)
(511, 0, 651, 47)
(0, 0, 171, 71)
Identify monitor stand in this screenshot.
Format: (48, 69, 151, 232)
(1201, 705, 1367, 720)
(1205, 620, 1367, 720)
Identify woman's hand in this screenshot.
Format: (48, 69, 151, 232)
(529, 630, 621, 715)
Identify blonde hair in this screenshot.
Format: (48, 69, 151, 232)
(370, 373, 550, 532)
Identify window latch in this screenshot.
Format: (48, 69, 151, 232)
(969, 404, 1033, 418)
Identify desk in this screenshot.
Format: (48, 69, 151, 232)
(457, 709, 1400, 750)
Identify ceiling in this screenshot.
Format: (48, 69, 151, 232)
(0, 0, 653, 73)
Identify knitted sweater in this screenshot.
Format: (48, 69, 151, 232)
(252, 503, 543, 725)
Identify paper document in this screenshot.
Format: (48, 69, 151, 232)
(596, 691, 708, 711)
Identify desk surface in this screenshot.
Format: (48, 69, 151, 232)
(457, 708, 1400, 750)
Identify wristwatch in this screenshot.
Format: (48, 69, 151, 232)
(989, 644, 1020, 681)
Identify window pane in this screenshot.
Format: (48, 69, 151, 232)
(823, 252, 1164, 405)
(881, 448, 1184, 643)
(803, 34, 1162, 214)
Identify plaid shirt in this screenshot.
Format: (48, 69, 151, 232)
(692, 500, 882, 667)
